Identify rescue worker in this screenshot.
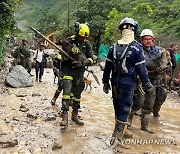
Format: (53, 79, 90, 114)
(60, 22, 93, 127)
(167, 43, 177, 72)
(14, 39, 31, 74)
(51, 51, 63, 105)
(34, 44, 47, 82)
(167, 43, 178, 89)
(102, 17, 153, 144)
(128, 29, 167, 133)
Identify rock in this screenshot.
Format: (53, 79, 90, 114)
(27, 112, 38, 119)
(16, 93, 27, 97)
(32, 93, 41, 97)
(45, 114, 56, 122)
(5, 65, 33, 88)
(52, 140, 62, 150)
(19, 104, 29, 112)
(0, 133, 18, 148)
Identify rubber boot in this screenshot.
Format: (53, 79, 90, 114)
(127, 110, 136, 128)
(110, 120, 130, 149)
(141, 114, 154, 134)
(71, 110, 84, 125)
(115, 117, 133, 138)
(51, 90, 60, 105)
(153, 104, 161, 117)
(60, 111, 68, 127)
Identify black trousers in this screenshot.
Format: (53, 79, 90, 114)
(35, 61, 44, 78)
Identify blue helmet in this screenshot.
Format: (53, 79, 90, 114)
(118, 17, 136, 31)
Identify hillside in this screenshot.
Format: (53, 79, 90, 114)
(15, 0, 180, 49)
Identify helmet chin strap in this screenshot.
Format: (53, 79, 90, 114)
(118, 29, 134, 45)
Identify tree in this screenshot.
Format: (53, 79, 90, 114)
(0, 0, 22, 67)
(74, 0, 114, 53)
(36, 10, 59, 34)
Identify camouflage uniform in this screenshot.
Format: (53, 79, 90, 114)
(129, 46, 167, 133)
(14, 44, 31, 73)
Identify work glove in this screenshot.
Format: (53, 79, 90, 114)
(82, 59, 91, 66)
(143, 83, 154, 92)
(103, 83, 111, 94)
(72, 60, 82, 68)
(156, 65, 163, 73)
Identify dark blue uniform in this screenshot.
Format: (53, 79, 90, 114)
(102, 40, 151, 122)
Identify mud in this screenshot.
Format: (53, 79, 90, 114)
(0, 66, 179, 153)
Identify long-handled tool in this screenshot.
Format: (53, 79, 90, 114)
(30, 26, 100, 85)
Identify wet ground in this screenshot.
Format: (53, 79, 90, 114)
(0, 66, 179, 154)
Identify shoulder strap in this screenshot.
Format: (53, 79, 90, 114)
(113, 41, 134, 60)
(113, 42, 118, 59)
(35, 50, 39, 59)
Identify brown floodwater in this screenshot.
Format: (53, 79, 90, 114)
(0, 66, 179, 153)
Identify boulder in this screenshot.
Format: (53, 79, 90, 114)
(0, 133, 18, 148)
(5, 65, 33, 88)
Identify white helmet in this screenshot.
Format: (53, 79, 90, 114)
(140, 29, 154, 37)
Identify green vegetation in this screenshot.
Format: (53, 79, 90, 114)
(1, 0, 179, 64)
(15, 0, 179, 50)
(0, 0, 22, 68)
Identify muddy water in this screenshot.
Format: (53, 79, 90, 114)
(0, 66, 179, 153)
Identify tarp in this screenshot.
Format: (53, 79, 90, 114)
(98, 44, 110, 59)
(175, 53, 180, 64)
(174, 53, 180, 78)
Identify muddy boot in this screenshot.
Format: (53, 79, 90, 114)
(110, 120, 130, 149)
(60, 111, 68, 127)
(141, 114, 154, 134)
(127, 110, 136, 128)
(51, 90, 60, 105)
(153, 104, 161, 117)
(71, 110, 84, 125)
(115, 117, 133, 138)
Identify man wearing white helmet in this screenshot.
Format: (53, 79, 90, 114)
(102, 18, 153, 145)
(128, 29, 168, 133)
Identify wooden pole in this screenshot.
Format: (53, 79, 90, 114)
(30, 26, 75, 61)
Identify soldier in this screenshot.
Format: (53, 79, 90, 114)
(128, 29, 168, 133)
(14, 39, 31, 74)
(102, 17, 153, 143)
(60, 23, 93, 127)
